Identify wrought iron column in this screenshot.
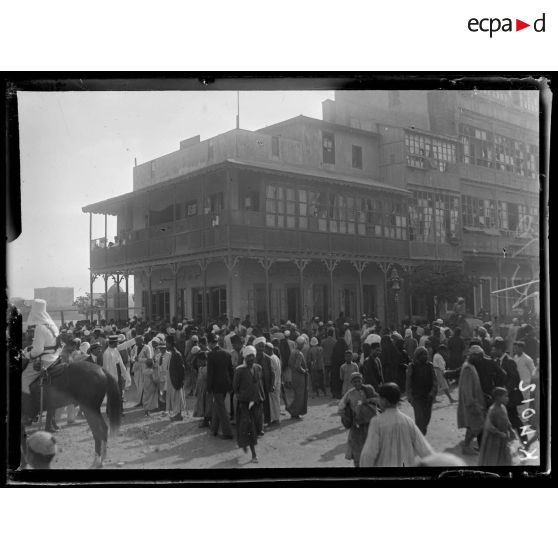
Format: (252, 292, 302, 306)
(197, 259, 208, 326)
(258, 257, 275, 329)
(89, 272, 95, 323)
(224, 254, 239, 325)
(352, 260, 367, 320)
(294, 259, 310, 327)
(145, 266, 153, 322)
(124, 272, 130, 321)
(104, 273, 109, 322)
(322, 258, 339, 322)
(378, 262, 392, 327)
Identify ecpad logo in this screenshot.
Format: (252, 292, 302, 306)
(468, 13, 545, 37)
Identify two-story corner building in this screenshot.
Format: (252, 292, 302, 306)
(322, 90, 540, 319)
(82, 115, 417, 327)
(82, 89, 540, 327)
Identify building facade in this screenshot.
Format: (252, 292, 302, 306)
(83, 90, 540, 327)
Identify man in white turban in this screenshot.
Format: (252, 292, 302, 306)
(21, 299, 61, 424)
(233, 344, 264, 462)
(22, 299, 60, 392)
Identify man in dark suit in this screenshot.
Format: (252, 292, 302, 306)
(362, 335, 384, 392)
(206, 333, 234, 439)
(492, 337, 525, 444)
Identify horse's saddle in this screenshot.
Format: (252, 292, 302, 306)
(30, 359, 67, 387)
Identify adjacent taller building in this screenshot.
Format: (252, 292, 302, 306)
(83, 90, 540, 326)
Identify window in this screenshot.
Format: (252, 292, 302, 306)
(266, 185, 307, 229)
(298, 190, 308, 229)
(434, 193, 460, 243)
(361, 198, 383, 236)
(352, 145, 363, 169)
(205, 192, 223, 215)
(462, 196, 496, 229)
(384, 200, 407, 240)
(243, 189, 260, 211)
(186, 201, 198, 216)
(328, 194, 358, 234)
(405, 132, 456, 171)
(409, 192, 434, 242)
(271, 136, 280, 157)
(322, 131, 335, 165)
(459, 124, 538, 178)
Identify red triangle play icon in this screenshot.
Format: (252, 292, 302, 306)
(516, 19, 530, 31)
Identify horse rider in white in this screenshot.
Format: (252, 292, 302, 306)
(21, 299, 61, 420)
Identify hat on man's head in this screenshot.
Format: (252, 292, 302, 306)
(254, 336, 266, 346)
(284, 330, 291, 337)
(117, 334, 126, 342)
(151, 338, 160, 345)
(469, 345, 485, 356)
(79, 342, 90, 354)
(27, 431, 57, 457)
(350, 371, 363, 381)
(108, 335, 119, 343)
(310, 337, 318, 346)
(89, 341, 101, 351)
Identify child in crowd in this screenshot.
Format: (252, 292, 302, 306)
(479, 387, 517, 466)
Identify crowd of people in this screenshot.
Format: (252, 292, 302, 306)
(18, 299, 541, 468)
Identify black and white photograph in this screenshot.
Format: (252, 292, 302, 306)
(5, 80, 547, 477)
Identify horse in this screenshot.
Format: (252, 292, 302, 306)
(22, 357, 121, 468)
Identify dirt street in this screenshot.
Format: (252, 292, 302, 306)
(34, 385, 538, 470)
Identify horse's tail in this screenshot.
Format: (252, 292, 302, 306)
(104, 371, 121, 436)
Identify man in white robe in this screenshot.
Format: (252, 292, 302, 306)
(22, 299, 60, 395)
(130, 335, 152, 406)
(265, 342, 282, 424)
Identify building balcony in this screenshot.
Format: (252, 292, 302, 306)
(462, 229, 539, 258)
(457, 163, 539, 193)
(409, 241, 462, 261)
(89, 216, 411, 271)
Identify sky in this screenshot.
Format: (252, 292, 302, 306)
(7, 90, 335, 301)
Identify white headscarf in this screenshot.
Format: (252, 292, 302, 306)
(26, 299, 59, 334)
(254, 336, 267, 346)
(242, 345, 257, 358)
